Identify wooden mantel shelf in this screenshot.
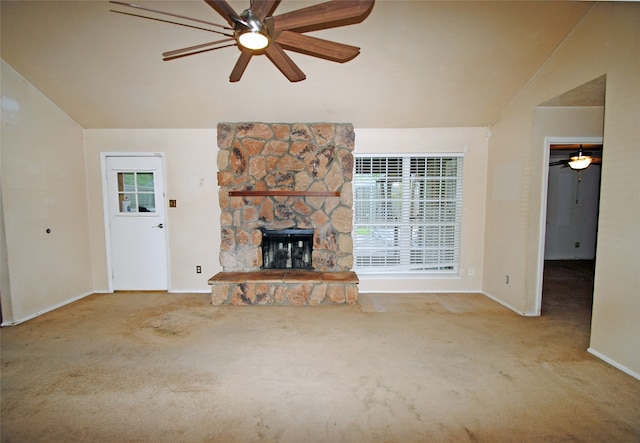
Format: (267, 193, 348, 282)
(229, 190, 340, 197)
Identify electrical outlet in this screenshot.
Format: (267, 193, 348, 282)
(196, 265, 202, 274)
(169, 199, 177, 208)
(505, 275, 510, 284)
(575, 241, 580, 248)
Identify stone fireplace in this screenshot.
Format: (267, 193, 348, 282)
(209, 122, 359, 305)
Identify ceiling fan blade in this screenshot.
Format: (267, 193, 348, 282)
(230, 50, 254, 82)
(163, 43, 237, 61)
(251, 0, 282, 21)
(264, 43, 306, 82)
(204, 0, 242, 27)
(273, 0, 374, 33)
(275, 30, 360, 62)
(549, 160, 569, 167)
(110, 10, 233, 37)
(110, 1, 230, 29)
(163, 38, 236, 58)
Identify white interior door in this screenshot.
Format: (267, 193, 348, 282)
(106, 155, 168, 290)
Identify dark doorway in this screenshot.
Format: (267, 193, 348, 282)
(541, 141, 602, 348)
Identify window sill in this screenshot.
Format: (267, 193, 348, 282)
(355, 272, 463, 279)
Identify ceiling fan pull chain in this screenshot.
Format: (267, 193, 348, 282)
(576, 171, 582, 204)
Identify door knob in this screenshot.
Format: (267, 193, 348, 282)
(154, 223, 164, 228)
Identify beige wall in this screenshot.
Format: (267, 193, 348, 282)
(1, 61, 93, 324)
(354, 128, 488, 293)
(483, 3, 639, 376)
(85, 127, 487, 295)
(83, 129, 220, 292)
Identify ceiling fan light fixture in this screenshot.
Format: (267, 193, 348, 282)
(568, 155, 592, 170)
(567, 145, 593, 170)
(236, 9, 269, 50)
(238, 30, 269, 50)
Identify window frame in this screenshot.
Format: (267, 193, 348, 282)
(353, 153, 464, 275)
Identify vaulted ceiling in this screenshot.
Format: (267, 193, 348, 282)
(1, 1, 596, 129)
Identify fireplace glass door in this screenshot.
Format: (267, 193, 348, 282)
(261, 229, 313, 270)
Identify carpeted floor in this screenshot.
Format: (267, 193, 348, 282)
(1, 260, 639, 442)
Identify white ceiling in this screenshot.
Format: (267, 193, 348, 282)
(1, 1, 597, 129)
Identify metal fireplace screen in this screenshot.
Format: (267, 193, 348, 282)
(261, 228, 313, 270)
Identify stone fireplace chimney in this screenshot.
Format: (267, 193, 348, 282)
(216, 122, 355, 272)
(210, 122, 358, 306)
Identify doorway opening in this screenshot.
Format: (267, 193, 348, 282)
(534, 75, 606, 323)
(539, 138, 602, 334)
(101, 153, 168, 291)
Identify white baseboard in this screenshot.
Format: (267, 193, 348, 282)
(1, 291, 94, 327)
(481, 291, 533, 316)
(359, 291, 535, 317)
(168, 289, 211, 294)
(358, 290, 478, 294)
(1, 290, 212, 326)
(588, 347, 640, 381)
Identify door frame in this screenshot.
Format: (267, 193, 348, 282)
(100, 152, 169, 292)
(534, 136, 603, 315)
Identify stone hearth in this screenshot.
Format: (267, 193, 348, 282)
(209, 270, 358, 305)
(209, 122, 358, 305)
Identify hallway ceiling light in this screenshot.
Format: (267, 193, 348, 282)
(568, 145, 593, 170)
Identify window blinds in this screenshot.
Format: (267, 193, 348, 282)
(353, 155, 463, 273)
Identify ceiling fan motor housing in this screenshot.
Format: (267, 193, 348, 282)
(235, 9, 270, 50)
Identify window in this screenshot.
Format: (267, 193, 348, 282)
(354, 155, 463, 273)
(117, 172, 156, 213)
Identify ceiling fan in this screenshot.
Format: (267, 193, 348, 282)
(549, 144, 602, 170)
(110, 0, 375, 82)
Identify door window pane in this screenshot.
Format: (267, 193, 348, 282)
(117, 172, 156, 213)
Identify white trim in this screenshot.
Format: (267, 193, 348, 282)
(1, 291, 94, 327)
(100, 154, 113, 292)
(357, 290, 534, 317)
(100, 152, 169, 292)
(482, 291, 532, 316)
(354, 152, 465, 158)
(168, 289, 211, 294)
(588, 348, 640, 381)
(357, 273, 463, 278)
(359, 289, 475, 294)
(535, 137, 603, 316)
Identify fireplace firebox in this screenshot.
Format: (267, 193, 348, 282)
(261, 228, 313, 270)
